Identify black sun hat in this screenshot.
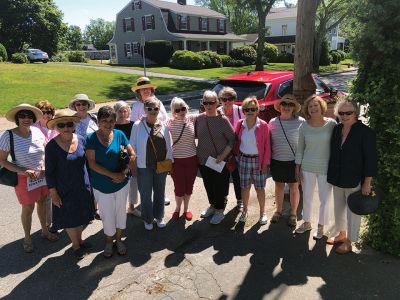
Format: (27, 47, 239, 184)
(347, 188, 382, 215)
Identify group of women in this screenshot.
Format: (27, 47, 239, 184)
(0, 76, 377, 258)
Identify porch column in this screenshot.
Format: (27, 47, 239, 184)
(183, 40, 187, 50)
(207, 41, 210, 50)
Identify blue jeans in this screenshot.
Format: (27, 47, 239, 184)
(137, 167, 167, 224)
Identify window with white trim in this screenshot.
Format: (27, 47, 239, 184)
(201, 17, 207, 31)
(125, 18, 133, 32)
(282, 24, 288, 36)
(132, 1, 141, 10)
(145, 15, 153, 30)
(125, 43, 132, 57)
(180, 15, 188, 30)
(132, 42, 139, 54)
(219, 19, 225, 32)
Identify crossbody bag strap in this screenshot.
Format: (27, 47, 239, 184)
(278, 117, 296, 157)
(141, 120, 159, 161)
(172, 122, 186, 146)
(8, 130, 16, 162)
(205, 116, 219, 156)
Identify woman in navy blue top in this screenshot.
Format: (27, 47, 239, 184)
(86, 106, 136, 258)
(45, 112, 94, 258)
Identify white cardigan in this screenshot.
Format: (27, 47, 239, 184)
(130, 119, 173, 168)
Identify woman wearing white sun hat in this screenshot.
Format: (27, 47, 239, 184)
(68, 93, 98, 138)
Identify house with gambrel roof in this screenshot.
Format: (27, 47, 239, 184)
(108, 0, 246, 65)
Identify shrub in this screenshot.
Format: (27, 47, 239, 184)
(11, 53, 28, 64)
(263, 43, 279, 62)
(145, 40, 174, 65)
(218, 54, 245, 67)
(198, 50, 222, 68)
(319, 38, 332, 66)
(66, 51, 87, 63)
(0, 57, 3, 62)
(275, 52, 295, 63)
(170, 50, 205, 69)
(229, 45, 257, 65)
(0, 43, 8, 61)
(50, 52, 69, 62)
(329, 50, 342, 64)
(336, 50, 346, 61)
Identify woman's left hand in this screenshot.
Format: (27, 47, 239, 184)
(111, 172, 126, 183)
(215, 155, 224, 164)
(361, 181, 372, 196)
(261, 165, 269, 175)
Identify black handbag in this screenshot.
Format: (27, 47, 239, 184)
(115, 145, 130, 174)
(0, 130, 18, 187)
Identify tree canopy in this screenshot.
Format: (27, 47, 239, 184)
(84, 19, 115, 50)
(0, 0, 64, 56)
(66, 25, 84, 51)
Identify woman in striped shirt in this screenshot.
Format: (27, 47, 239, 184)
(166, 97, 198, 221)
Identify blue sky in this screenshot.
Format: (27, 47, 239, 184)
(54, 0, 196, 30)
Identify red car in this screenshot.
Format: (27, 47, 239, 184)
(210, 70, 344, 122)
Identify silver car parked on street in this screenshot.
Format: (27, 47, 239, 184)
(23, 49, 49, 63)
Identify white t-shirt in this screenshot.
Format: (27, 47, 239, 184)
(239, 119, 259, 155)
(0, 127, 46, 171)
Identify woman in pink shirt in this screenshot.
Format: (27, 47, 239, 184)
(233, 97, 271, 225)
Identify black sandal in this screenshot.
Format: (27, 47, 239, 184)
(287, 215, 297, 227)
(271, 211, 282, 223)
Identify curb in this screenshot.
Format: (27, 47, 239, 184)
(319, 67, 358, 77)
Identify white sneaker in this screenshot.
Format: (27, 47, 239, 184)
(210, 210, 225, 225)
(164, 197, 170, 206)
(313, 227, 324, 240)
(200, 206, 216, 218)
(127, 207, 141, 217)
(156, 219, 166, 228)
(259, 213, 268, 225)
(239, 212, 248, 222)
(144, 222, 153, 231)
(295, 222, 312, 234)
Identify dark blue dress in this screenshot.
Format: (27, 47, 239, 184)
(45, 135, 94, 230)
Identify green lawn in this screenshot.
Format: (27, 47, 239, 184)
(0, 63, 212, 116)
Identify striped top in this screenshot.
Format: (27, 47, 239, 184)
(269, 116, 305, 161)
(196, 113, 235, 165)
(166, 115, 197, 158)
(295, 118, 336, 174)
(75, 114, 98, 139)
(0, 127, 46, 171)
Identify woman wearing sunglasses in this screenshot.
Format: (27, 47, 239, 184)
(68, 94, 98, 139)
(327, 99, 377, 254)
(294, 95, 336, 239)
(86, 106, 136, 257)
(0, 104, 58, 253)
(130, 97, 173, 230)
(45, 112, 94, 258)
(166, 97, 198, 221)
(233, 97, 271, 225)
(268, 94, 305, 227)
(197, 90, 235, 225)
(218, 87, 243, 210)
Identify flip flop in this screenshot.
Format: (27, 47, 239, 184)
(41, 232, 59, 242)
(23, 241, 34, 253)
(271, 211, 282, 223)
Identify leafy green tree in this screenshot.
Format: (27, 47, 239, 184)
(351, 0, 400, 255)
(66, 25, 84, 50)
(84, 18, 115, 50)
(0, 0, 64, 56)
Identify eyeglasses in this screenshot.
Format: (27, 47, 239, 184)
(56, 122, 74, 129)
(220, 97, 234, 103)
(243, 107, 258, 113)
(41, 110, 54, 115)
(338, 111, 354, 116)
(280, 101, 295, 107)
(145, 107, 159, 112)
(17, 113, 34, 119)
(174, 107, 187, 113)
(75, 102, 88, 107)
(202, 101, 217, 106)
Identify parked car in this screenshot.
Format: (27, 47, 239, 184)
(206, 70, 345, 122)
(23, 49, 49, 63)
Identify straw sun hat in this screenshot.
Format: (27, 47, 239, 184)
(131, 77, 157, 93)
(273, 94, 302, 113)
(5, 104, 43, 122)
(47, 111, 80, 130)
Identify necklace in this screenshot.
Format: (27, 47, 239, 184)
(97, 131, 113, 146)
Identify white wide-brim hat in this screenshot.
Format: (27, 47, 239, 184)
(68, 94, 96, 111)
(274, 94, 301, 113)
(5, 104, 43, 122)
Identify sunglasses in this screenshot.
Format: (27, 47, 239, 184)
(243, 107, 258, 113)
(338, 111, 354, 116)
(75, 102, 88, 107)
(17, 113, 34, 119)
(41, 110, 54, 115)
(202, 101, 217, 106)
(174, 107, 187, 113)
(56, 122, 75, 129)
(145, 107, 159, 112)
(220, 97, 234, 102)
(280, 101, 295, 107)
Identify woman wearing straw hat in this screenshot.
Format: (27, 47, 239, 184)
(68, 93, 98, 139)
(268, 94, 305, 227)
(45, 112, 94, 258)
(0, 104, 59, 253)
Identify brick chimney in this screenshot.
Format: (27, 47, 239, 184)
(178, 0, 187, 5)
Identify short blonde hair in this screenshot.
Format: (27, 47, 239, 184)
(202, 90, 218, 102)
(242, 96, 259, 110)
(218, 87, 237, 101)
(302, 95, 327, 119)
(171, 97, 189, 113)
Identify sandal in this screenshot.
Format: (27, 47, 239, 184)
(41, 231, 59, 242)
(116, 241, 127, 256)
(271, 211, 282, 223)
(103, 242, 114, 258)
(335, 242, 352, 254)
(23, 241, 34, 253)
(287, 215, 297, 227)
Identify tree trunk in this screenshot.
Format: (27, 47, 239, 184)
(255, 6, 267, 71)
(293, 0, 318, 105)
(313, 19, 327, 72)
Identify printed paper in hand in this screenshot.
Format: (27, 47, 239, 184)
(27, 177, 47, 192)
(205, 156, 225, 173)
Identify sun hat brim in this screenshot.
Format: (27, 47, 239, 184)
(131, 83, 157, 93)
(68, 99, 96, 111)
(47, 115, 80, 130)
(5, 104, 43, 123)
(273, 96, 301, 113)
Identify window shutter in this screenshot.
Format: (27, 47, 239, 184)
(187, 16, 190, 31)
(198, 17, 202, 31)
(142, 16, 145, 30)
(138, 42, 141, 55)
(178, 15, 181, 30)
(207, 18, 209, 32)
(217, 19, 220, 32)
(123, 19, 127, 32)
(224, 19, 226, 33)
(131, 18, 135, 31)
(151, 15, 155, 29)
(131, 42, 134, 54)
(124, 44, 127, 57)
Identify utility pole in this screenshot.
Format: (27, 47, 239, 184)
(293, 0, 318, 105)
(141, 34, 147, 76)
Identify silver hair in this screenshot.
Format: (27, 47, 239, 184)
(202, 90, 218, 102)
(113, 101, 131, 114)
(171, 97, 189, 113)
(334, 98, 360, 118)
(143, 96, 160, 108)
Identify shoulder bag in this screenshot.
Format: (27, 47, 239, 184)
(0, 130, 18, 187)
(278, 117, 296, 157)
(172, 122, 186, 146)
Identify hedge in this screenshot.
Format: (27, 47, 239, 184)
(198, 50, 222, 68)
(218, 54, 245, 67)
(170, 50, 205, 69)
(229, 45, 257, 65)
(0, 43, 8, 61)
(145, 40, 174, 65)
(66, 51, 87, 63)
(11, 53, 28, 64)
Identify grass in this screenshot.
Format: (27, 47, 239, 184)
(0, 63, 212, 116)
